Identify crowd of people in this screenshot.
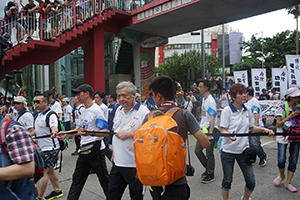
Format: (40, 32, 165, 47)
(1, 75, 300, 200)
(2, 0, 99, 43)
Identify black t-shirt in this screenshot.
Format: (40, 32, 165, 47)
(259, 93, 270, 100)
(25, 4, 36, 18)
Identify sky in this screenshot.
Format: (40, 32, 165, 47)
(229, 8, 297, 42)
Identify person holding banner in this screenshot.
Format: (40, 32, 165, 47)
(273, 87, 300, 193)
(246, 87, 267, 166)
(220, 83, 274, 200)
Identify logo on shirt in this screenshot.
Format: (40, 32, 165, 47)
(130, 122, 135, 127)
(133, 117, 138, 120)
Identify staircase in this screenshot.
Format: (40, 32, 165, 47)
(2, 8, 131, 75)
(115, 41, 134, 75)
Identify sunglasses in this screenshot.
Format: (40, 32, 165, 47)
(13, 102, 22, 105)
(33, 100, 42, 104)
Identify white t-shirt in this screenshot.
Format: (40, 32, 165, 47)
(184, 100, 193, 112)
(200, 94, 218, 128)
(35, 108, 59, 151)
(275, 106, 289, 144)
(100, 103, 109, 121)
(16, 110, 34, 131)
(220, 93, 230, 108)
(50, 100, 62, 116)
(246, 97, 263, 127)
(79, 103, 106, 149)
(74, 104, 85, 128)
(220, 104, 254, 154)
(62, 104, 72, 122)
(271, 92, 279, 100)
(112, 102, 149, 167)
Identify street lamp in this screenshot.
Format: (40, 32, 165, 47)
(255, 31, 263, 68)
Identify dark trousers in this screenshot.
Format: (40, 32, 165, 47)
(74, 135, 81, 151)
(194, 139, 215, 175)
(64, 121, 71, 131)
(150, 184, 190, 200)
(103, 134, 113, 160)
(67, 147, 109, 200)
(108, 165, 143, 200)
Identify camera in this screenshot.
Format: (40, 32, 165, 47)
(185, 164, 195, 176)
(0, 33, 12, 49)
(294, 107, 300, 112)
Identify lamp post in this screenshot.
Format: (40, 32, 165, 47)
(255, 31, 263, 68)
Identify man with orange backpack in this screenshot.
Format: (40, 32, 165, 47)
(144, 76, 210, 200)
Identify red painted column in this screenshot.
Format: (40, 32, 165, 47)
(84, 25, 105, 92)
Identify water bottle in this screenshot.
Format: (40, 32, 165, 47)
(82, 120, 89, 129)
(284, 121, 292, 130)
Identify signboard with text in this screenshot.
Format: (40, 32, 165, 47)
(272, 68, 287, 100)
(251, 68, 266, 98)
(285, 55, 300, 87)
(233, 70, 248, 87)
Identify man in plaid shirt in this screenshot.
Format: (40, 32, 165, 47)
(0, 113, 35, 199)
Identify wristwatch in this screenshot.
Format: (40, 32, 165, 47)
(91, 131, 96, 136)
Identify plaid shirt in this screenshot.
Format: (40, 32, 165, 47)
(5, 124, 34, 164)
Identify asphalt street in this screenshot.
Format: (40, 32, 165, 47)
(42, 119, 300, 200)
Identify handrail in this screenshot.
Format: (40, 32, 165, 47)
(0, 0, 152, 48)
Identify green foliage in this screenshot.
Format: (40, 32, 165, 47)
(156, 50, 221, 91)
(234, 30, 299, 73)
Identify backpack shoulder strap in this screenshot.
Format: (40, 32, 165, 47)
(45, 110, 56, 127)
(16, 110, 29, 121)
(0, 119, 14, 158)
(165, 107, 180, 117)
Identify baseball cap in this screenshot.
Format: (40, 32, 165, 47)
(62, 97, 70, 102)
(72, 84, 94, 95)
(13, 96, 28, 109)
(286, 87, 300, 98)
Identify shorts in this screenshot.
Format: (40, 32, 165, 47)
(43, 149, 59, 169)
(5, 21, 25, 36)
(26, 18, 37, 31)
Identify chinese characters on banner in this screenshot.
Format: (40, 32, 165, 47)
(233, 70, 248, 87)
(251, 68, 266, 98)
(285, 55, 300, 87)
(272, 68, 287, 100)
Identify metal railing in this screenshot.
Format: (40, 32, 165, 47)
(0, 0, 154, 47)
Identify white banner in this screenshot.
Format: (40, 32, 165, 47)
(259, 100, 284, 116)
(272, 68, 287, 100)
(233, 70, 248, 87)
(251, 68, 266, 98)
(285, 55, 300, 87)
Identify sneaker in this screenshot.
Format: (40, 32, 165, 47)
(201, 174, 215, 184)
(36, 198, 45, 200)
(201, 171, 207, 179)
(273, 175, 285, 186)
(44, 189, 63, 200)
(259, 158, 267, 166)
(241, 196, 252, 200)
(285, 183, 297, 192)
(71, 150, 79, 156)
(54, 161, 61, 170)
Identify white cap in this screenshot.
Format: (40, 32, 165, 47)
(62, 97, 70, 102)
(286, 87, 300, 98)
(14, 96, 28, 110)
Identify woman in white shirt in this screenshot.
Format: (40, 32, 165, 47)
(220, 83, 274, 200)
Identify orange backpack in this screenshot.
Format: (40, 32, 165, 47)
(134, 107, 186, 186)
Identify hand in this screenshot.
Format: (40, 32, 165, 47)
(264, 128, 275, 137)
(290, 111, 300, 119)
(51, 131, 57, 139)
(57, 132, 66, 141)
(79, 127, 92, 136)
(230, 130, 236, 141)
(115, 130, 131, 140)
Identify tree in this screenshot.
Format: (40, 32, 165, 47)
(156, 50, 221, 91)
(287, 5, 300, 55)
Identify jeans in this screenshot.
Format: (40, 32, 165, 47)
(221, 151, 255, 192)
(194, 139, 215, 175)
(277, 142, 300, 172)
(249, 136, 266, 160)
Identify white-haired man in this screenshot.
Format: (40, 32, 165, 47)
(108, 81, 149, 200)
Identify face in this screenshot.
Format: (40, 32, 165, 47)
(262, 90, 266, 94)
(73, 96, 79, 104)
(107, 95, 113, 104)
(94, 94, 102, 105)
(13, 102, 24, 112)
(34, 96, 47, 111)
(272, 89, 276, 94)
(117, 87, 135, 109)
(77, 91, 87, 103)
(198, 82, 206, 96)
(233, 91, 246, 104)
(222, 90, 226, 94)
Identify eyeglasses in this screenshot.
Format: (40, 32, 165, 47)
(34, 100, 42, 104)
(13, 102, 22, 105)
